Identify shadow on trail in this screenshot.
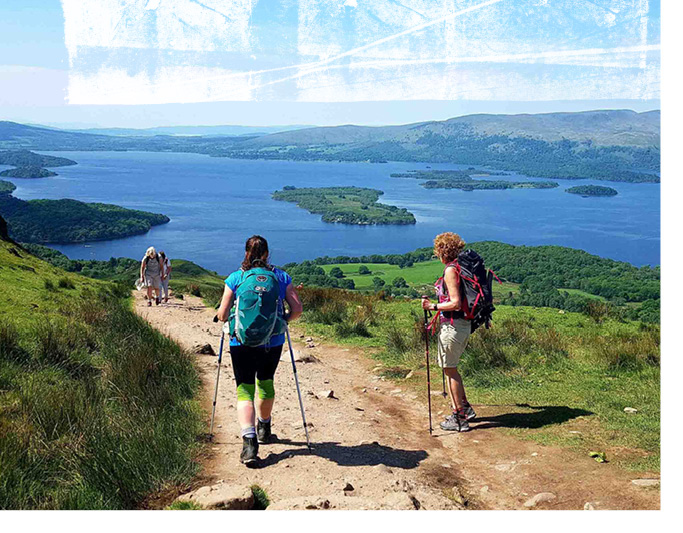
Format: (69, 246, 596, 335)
(470, 403, 593, 431)
(258, 438, 428, 469)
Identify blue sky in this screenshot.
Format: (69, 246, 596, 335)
(0, 0, 660, 128)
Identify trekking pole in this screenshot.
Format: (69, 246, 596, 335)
(209, 316, 224, 438)
(423, 307, 433, 435)
(426, 306, 447, 398)
(285, 323, 312, 451)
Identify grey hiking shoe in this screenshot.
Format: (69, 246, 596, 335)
(257, 419, 272, 444)
(440, 413, 470, 432)
(240, 436, 259, 466)
(462, 404, 477, 421)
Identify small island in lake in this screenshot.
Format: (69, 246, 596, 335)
(0, 166, 58, 178)
(272, 186, 416, 225)
(566, 185, 618, 197)
(392, 169, 558, 191)
(0, 180, 169, 244)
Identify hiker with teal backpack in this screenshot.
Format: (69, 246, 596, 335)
(216, 235, 303, 466)
(421, 232, 498, 433)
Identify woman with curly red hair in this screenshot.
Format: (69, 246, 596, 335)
(421, 232, 476, 432)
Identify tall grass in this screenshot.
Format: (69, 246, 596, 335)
(0, 290, 202, 509)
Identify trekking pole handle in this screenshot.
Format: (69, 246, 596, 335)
(213, 315, 219, 323)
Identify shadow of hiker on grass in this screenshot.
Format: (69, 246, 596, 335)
(257, 439, 428, 469)
(470, 403, 593, 431)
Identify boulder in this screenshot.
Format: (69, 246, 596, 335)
(524, 492, 557, 508)
(194, 344, 216, 356)
(624, 407, 638, 414)
(631, 479, 660, 487)
(176, 483, 254, 510)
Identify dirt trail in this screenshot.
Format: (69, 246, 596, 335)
(135, 293, 660, 510)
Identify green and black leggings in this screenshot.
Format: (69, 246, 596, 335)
(230, 344, 283, 402)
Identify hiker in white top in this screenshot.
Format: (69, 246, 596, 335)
(140, 246, 162, 306)
(159, 250, 171, 303)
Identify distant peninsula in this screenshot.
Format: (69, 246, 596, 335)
(0, 149, 76, 168)
(0, 149, 76, 180)
(272, 186, 416, 225)
(392, 169, 559, 191)
(0, 166, 58, 179)
(0, 180, 16, 195)
(566, 185, 618, 197)
(0, 181, 169, 243)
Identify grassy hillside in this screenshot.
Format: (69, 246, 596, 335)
(296, 288, 660, 472)
(23, 244, 225, 308)
(0, 220, 203, 509)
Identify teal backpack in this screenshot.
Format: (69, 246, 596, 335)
(229, 268, 286, 346)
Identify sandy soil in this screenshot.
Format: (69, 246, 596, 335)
(135, 293, 660, 510)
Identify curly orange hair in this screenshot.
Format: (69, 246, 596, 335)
(433, 232, 466, 263)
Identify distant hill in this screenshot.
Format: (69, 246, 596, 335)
(231, 110, 660, 181)
(0, 110, 660, 181)
(240, 110, 660, 149)
(66, 124, 312, 137)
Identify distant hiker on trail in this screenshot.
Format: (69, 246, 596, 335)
(216, 235, 303, 466)
(159, 250, 171, 303)
(140, 246, 162, 306)
(421, 232, 477, 432)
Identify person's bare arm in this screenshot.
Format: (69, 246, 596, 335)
(284, 283, 303, 322)
(140, 260, 146, 281)
(216, 285, 235, 322)
(421, 267, 461, 312)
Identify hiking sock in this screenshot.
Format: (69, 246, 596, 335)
(241, 426, 256, 439)
(258, 417, 271, 424)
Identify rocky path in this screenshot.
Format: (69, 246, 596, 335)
(135, 293, 660, 510)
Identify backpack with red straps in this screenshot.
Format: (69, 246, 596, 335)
(432, 249, 501, 334)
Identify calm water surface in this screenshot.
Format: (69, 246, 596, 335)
(3, 151, 660, 273)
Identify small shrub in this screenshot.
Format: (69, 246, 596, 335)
(57, 277, 76, 290)
(335, 318, 371, 338)
(187, 284, 201, 297)
(0, 319, 27, 363)
(167, 501, 203, 510)
(251, 485, 270, 509)
(44, 279, 56, 291)
(308, 300, 347, 325)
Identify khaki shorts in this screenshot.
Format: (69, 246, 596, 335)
(437, 319, 471, 368)
(144, 274, 161, 289)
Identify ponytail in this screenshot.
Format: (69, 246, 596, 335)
(241, 235, 270, 271)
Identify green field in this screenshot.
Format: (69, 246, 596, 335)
(320, 260, 606, 303)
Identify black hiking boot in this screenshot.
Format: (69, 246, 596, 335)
(257, 419, 272, 444)
(240, 436, 259, 466)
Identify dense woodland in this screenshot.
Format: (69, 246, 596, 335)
(0, 180, 16, 194)
(0, 192, 169, 243)
(272, 186, 416, 225)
